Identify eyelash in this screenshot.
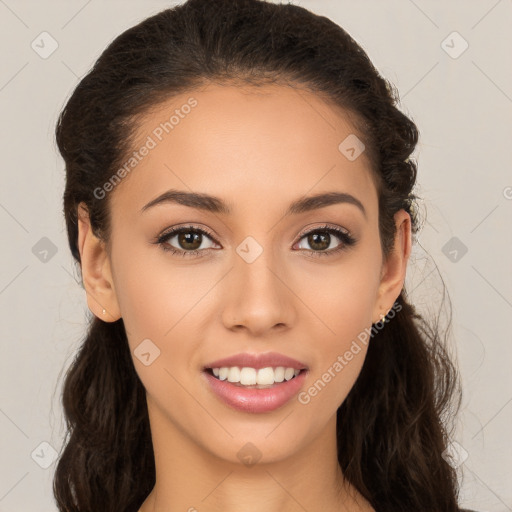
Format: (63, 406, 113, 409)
(154, 224, 357, 259)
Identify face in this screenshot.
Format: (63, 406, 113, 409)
(81, 83, 409, 467)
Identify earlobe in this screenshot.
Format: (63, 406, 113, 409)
(77, 202, 121, 322)
(371, 209, 412, 324)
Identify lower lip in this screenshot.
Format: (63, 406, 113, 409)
(202, 370, 308, 413)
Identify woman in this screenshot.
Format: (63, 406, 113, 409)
(52, 0, 477, 510)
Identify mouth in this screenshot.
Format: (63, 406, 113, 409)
(203, 366, 307, 389)
(201, 366, 309, 413)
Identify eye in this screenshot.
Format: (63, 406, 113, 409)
(294, 224, 357, 258)
(154, 223, 357, 258)
(155, 225, 220, 258)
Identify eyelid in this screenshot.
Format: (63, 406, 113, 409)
(157, 223, 219, 242)
(296, 222, 351, 239)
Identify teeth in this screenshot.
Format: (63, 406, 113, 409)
(240, 367, 257, 385)
(210, 366, 302, 386)
(284, 367, 295, 381)
(227, 366, 241, 383)
(274, 366, 285, 383)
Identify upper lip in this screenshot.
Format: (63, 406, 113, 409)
(203, 351, 308, 370)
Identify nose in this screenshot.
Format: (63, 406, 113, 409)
(220, 247, 296, 337)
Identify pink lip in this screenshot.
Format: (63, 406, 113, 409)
(203, 351, 308, 370)
(202, 369, 309, 413)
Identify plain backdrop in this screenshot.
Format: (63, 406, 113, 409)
(0, 1, 511, 511)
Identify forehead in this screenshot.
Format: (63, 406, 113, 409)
(110, 83, 377, 217)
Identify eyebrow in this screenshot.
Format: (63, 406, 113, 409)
(140, 189, 367, 219)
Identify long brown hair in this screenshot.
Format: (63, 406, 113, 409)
(53, 0, 463, 510)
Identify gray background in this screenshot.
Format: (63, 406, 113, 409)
(0, 0, 511, 510)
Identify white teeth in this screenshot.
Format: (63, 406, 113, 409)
(240, 367, 257, 385)
(256, 367, 274, 386)
(227, 366, 241, 383)
(209, 366, 303, 386)
(274, 366, 285, 383)
(284, 367, 295, 381)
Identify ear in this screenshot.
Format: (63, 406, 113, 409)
(371, 209, 412, 323)
(77, 202, 121, 322)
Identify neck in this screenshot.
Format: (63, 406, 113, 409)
(138, 398, 374, 512)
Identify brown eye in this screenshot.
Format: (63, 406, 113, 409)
(295, 225, 357, 258)
(176, 231, 203, 251)
(156, 226, 219, 257)
(302, 232, 333, 251)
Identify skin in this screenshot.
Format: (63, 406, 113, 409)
(77, 83, 411, 512)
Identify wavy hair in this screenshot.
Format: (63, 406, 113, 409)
(53, 0, 463, 510)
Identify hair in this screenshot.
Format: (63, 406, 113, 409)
(53, 0, 463, 510)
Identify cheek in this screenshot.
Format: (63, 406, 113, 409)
(297, 256, 380, 408)
(110, 242, 210, 385)
(293, 225, 382, 331)
(110, 250, 200, 410)
(300, 292, 371, 417)
(110, 238, 191, 340)
(297, 255, 380, 339)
